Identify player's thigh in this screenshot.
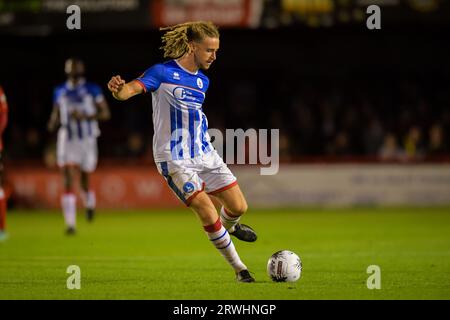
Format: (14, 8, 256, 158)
(189, 191, 219, 226)
(213, 184, 248, 216)
(57, 129, 80, 167)
(199, 151, 246, 214)
(80, 139, 98, 173)
(200, 150, 237, 195)
(56, 131, 69, 168)
(156, 161, 205, 207)
(209, 194, 223, 211)
(61, 164, 76, 188)
(58, 140, 84, 169)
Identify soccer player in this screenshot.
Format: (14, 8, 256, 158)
(107, 21, 257, 282)
(0, 85, 8, 241)
(48, 58, 110, 235)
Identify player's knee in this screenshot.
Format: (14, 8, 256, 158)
(62, 170, 74, 192)
(63, 174, 72, 185)
(229, 201, 248, 216)
(239, 202, 248, 216)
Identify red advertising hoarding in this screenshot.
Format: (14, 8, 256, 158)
(151, 0, 263, 28)
(7, 166, 182, 209)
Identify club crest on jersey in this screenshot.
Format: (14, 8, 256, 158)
(197, 78, 203, 89)
(173, 72, 180, 80)
(183, 182, 195, 193)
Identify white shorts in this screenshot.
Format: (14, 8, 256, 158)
(57, 129, 98, 173)
(156, 150, 237, 206)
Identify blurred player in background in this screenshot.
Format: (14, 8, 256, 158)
(0, 85, 8, 241)
(107, 21, 257, 282)
(48, 58, 110, 235)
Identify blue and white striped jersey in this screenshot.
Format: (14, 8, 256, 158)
(136, 60, 213, 162)
(53, 79, 104, 140)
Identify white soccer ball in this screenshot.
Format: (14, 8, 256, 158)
(267, 250, 302, 282)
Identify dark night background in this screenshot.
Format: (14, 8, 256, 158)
(1, 2, 450, 164)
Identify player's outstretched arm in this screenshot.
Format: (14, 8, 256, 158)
(107, 75, 143, 101)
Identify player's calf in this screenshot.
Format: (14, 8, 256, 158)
(203, 218, 251, 277)
(220, 207, 257, 242)
(81, 190, 96, 222)
(61, 192, 77, 232)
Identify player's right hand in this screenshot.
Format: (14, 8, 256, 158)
(107, 75, 125, 93)
(47, 120, 57, 132)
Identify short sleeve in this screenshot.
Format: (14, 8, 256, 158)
(135, 64, 164, 92)
(198, 72, 210, 92)
(53, 86, 63, 105)
(204, 77, 210, 92)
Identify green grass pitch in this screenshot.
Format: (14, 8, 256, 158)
(1, 207, 449, 300)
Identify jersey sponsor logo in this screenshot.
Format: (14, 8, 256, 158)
(183, 182, 195, 193)
(173, 72, 180, 80)
(197, 78, 203, 89)
(173, 87, 204, 106)
(174, 87, 187, 100)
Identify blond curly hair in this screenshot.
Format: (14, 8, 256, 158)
(160, 21, 220, 59)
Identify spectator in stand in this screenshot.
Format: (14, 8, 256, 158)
(378, 133, 405, 161)
(364, 118, 385, 155)
(328, 131, 351, 156)
(427, 124, 447, 156)
(404, 126, 425, 160)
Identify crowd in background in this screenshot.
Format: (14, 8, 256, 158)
(268, 78, 450, 161)
(3, 77, 449, 164)
(2, 26, 449, 164)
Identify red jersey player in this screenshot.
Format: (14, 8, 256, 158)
(0, 85, 8, 241)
